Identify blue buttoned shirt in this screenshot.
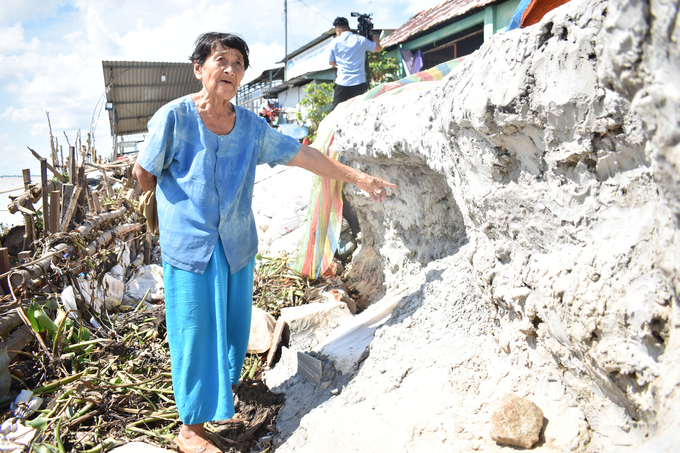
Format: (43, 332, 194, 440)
(328, 31, 377, 86)
(137, 95, 302, 274)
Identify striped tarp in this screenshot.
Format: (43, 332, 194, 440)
(293, 57, 466, 278)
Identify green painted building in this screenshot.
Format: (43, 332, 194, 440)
(381, 0, 521, 78)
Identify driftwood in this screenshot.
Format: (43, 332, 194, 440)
(7, 180, 62, 215)
(84, 223, 141, 256)
(8, 207, 128, 290)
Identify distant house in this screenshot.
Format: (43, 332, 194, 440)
(236, 29, 336, 119)
(235, 67, 285, 114)
(381, 0, 521, 78)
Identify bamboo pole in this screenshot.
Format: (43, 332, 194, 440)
(84, 223, 142, 256)
(8, 207, 128, 290)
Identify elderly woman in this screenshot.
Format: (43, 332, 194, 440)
(133, 32, 394, 453)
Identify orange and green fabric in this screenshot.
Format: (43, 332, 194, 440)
(293, 57, 466, 278)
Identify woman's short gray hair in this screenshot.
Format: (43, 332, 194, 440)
(189, 32, 250, 69)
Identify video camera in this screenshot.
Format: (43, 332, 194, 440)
(351, 12, 374, 39)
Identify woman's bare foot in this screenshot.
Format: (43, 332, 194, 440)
(178, 423, 209, 446)
(175, 424, 222, 452)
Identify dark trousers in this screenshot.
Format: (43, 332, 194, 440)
(332, 82, 368, 110)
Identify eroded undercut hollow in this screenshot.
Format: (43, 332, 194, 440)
(343, 154, 467, 303)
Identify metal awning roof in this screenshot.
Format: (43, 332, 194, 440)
(277, 29, 336, 63)
(243, 67, 285, 87)
(102, 61, 202, 136)
(381, 0, 496, 48)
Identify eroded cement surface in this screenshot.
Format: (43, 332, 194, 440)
(268, 0, 680, 451)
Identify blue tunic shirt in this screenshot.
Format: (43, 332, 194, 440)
(137, 95, 302, 274)
(328, 31, 377, 86)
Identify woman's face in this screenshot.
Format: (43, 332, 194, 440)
(194, 43, 246, 102)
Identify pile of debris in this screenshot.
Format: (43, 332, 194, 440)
(0, 123, 372, 452)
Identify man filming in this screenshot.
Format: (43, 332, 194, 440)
(328, 16, 382, 110)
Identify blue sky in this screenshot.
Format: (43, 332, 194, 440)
(0, 0, 440, 176)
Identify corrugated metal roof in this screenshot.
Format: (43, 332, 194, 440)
(381, 0, 496, 48)
(103, 61, 202, 136)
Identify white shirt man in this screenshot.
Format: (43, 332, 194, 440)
(328, 16, 382, 109)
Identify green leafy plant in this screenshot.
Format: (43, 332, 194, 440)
(55, 172, 68, 184)
(296, 82, 334, 142)
(35, 209, 44, 237)
(27, 301, 58, 333)
(368, 51, 401, 88)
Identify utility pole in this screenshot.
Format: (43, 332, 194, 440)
(284, 0, 288, 82)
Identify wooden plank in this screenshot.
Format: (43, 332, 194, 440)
(22, 169, 31, 190)
(266, 319, 287, 368)
(40, 159, 49, 236)
(68, 146, 76, 183)
(0, 248, 9, 294)
(49, 190, 61, 233)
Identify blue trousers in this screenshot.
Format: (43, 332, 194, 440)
(163, 243, 255, 425)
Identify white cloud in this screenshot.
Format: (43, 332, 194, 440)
(0, 0, 64, 27)
(0, 105, 36, 122)
(0, 24, 40, 55)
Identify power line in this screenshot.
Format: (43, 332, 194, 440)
(292, 0, 333, 23)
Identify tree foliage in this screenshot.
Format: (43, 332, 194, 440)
(296, 82, 334, 142)
(368, 51, 401, 88)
